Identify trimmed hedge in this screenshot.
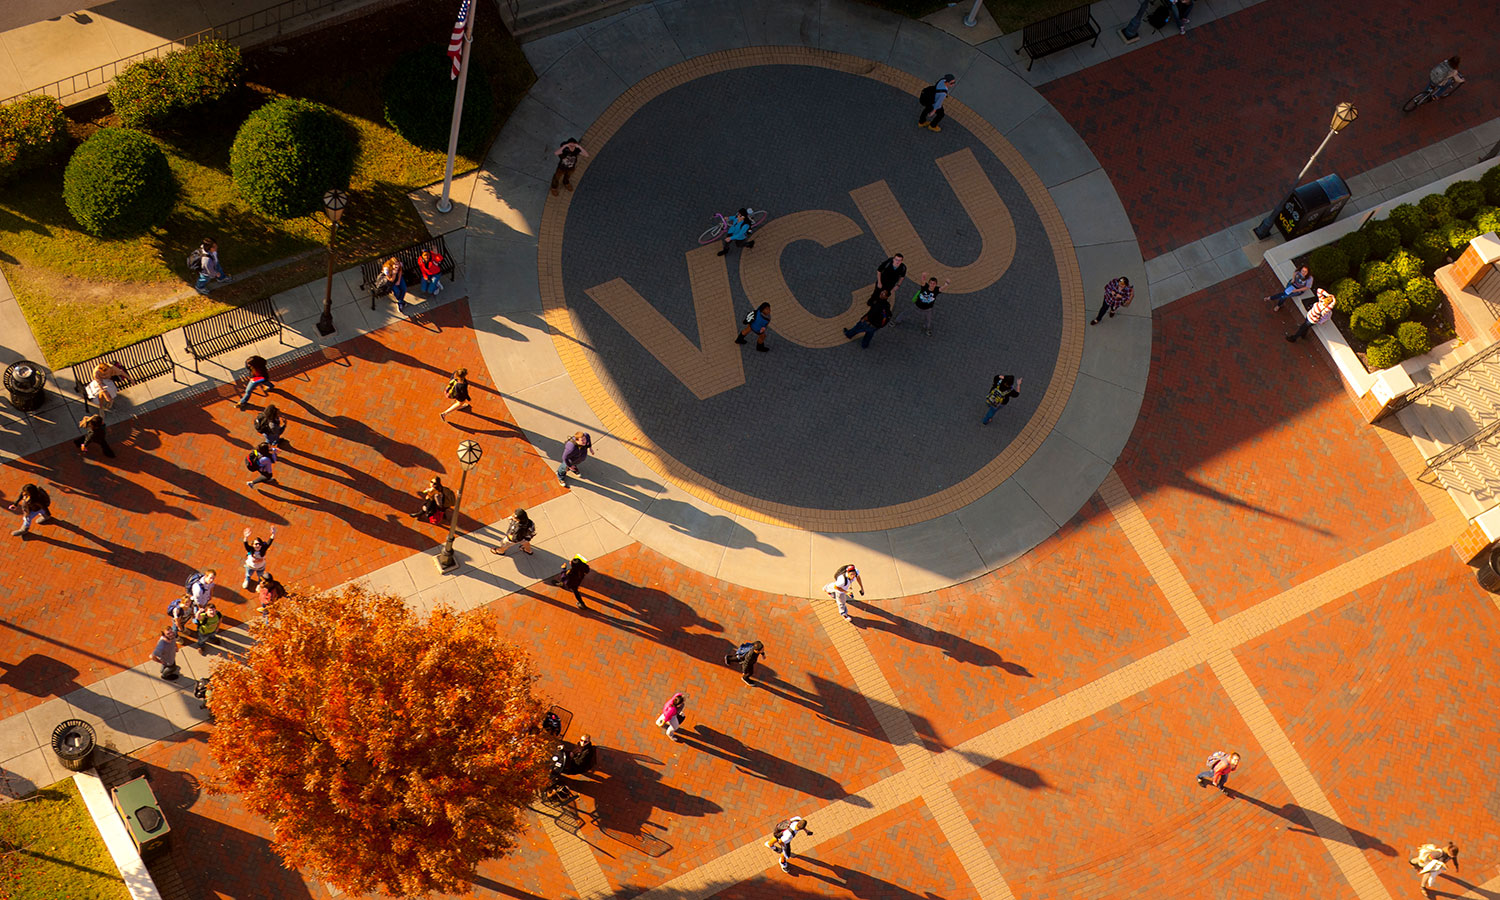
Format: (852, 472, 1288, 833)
(1329, 276, 1366, 309)
(1337, 231, 1371, 266)
(1389, 203, 1427, 244)
(230, 98, 355, 218)
(1359, 260, 1399, 295)
(1440, 220, 1478, 251)
(1396, 321, 1431, 357)
(1475, 206, 1500, 235)
(1445, 180, 1486, 218)
(1375, 289, 1410, 324)
(108, 57, 174, 129)
(1388, 249, 1423, 282)
(1348, 302, 1389, 342)
(109, 40, 243, 129)
(1366, 334, 1404, 369)
(381, 46, 495, 154)
(1365, 221, 1401, 259)
(1419, 194, 1454, 227)
(1306, 245, 1348, 283)
(1406, 276, 1441, 317)
(1412, 231, 1448, 271)
(62, 127, 174, 236)
(1481, 164, 1500, 206)
(0, 95, 69, 183)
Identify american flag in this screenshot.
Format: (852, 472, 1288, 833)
(447, 0, 470, 80)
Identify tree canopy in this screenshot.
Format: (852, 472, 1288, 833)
(207, 584, 553, 897)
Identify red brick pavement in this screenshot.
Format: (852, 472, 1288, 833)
(0, 298, 564, 720)
(1041, 0, 1500, 257)
(1238, 551, 1500, 900)
(1114, 270, 1433, 621)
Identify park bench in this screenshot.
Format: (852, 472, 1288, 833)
(1017, 4, 1100, 70)
(181, 297, 286, 372)
(70, 336, 178, 411)
(360, 234, 457, 308)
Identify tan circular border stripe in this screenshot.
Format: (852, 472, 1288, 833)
(537, 47, 1085, 533)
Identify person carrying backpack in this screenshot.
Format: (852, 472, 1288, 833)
(491, 508, 538, 556)
(764, 816, 809, 872)
(917, 75, 955, 131)
(726, 640, 766, 685)
(439, 368, 472, 422)
(245, 442, 278, 490)
(892, 271, 949, 336)
(188, 238, 228, 294)
(549, 554, 592, 609)
(9, 483, 52, 537)
(556, 432, 593, 488)
(237, 355, 274, 409)
(843, 288, 893, 349)
(186, 569, 216, 610)
(1195, 750, 1239, 793)
(253, 405, 289, 449)
(982, 374, 1022, 425)
(735, 302, 772, 352)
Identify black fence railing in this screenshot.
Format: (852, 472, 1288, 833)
(1383, 340, 1500, 419)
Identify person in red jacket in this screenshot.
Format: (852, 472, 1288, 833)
(417, 249, 445, 296)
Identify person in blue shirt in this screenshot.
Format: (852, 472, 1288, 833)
(717, 209, 757, 256)
(736, 302, 772, 352)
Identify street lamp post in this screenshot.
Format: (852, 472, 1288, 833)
(1253, 102, 1359, 240)
(436, 439, 483, 571)
(315, 189, 349, 336)
(962, 0, 984, 27)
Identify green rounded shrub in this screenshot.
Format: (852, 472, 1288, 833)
(1405, 276, 1442, 317)
(230, 98, 355, 218)
(108, 57, 175, 128)
(1348, 302, 1390, 342)
(169, 39, 243, 109)
(1359, 260, 1400, 295)
(1475, 206, 1500, 235)
(1366, 335, 1405, 370)
(1420, 194, 1454, 227)
(1389, 204, 1427, 244)
(1440, 220, 1479, 251)
(62, 127, 173, 236)
(1307, 245, 1348, 283)
(1337, 231, 1371, 266)
(1482, 164, 1500, 206)
(1365, 221, 1401, 259)
(1387, 249, 1423, 282)
(1375, 289, 1410, 323)
(1446, 180, 1486, 218)
(1412, 231, 1449, 271)
(381, 46, 495, 155)
(0, 95, 69, 183)
(1396, 321, 1432, 357)
(1329, 276, 1366, 309)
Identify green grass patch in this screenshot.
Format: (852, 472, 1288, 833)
(0, 0, 533, 368)
(0, 778, 131, 900)
(857, 0, 1097, 34)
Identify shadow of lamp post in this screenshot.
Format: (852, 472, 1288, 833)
(1253, 102, 1358, 240)
(436, 439, 483, 571)
(315, 188, 349, 336)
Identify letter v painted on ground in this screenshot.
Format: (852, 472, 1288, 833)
(582, 244, 744, 400)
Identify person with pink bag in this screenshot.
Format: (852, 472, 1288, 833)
(655, 692, 687, 742)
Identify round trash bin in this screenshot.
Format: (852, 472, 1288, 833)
(3, 361, 46, 412)
(1478, 545, 1500, 594)
(51, 719, 97, 772)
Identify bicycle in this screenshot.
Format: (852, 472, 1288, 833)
(697, 208, 770, 245)
(1403, 77, 1464, 112)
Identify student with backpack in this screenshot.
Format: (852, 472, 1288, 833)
(1196, 750, 1239, 793)
(917, 75, 956, 131)
(982, 375, 1021, 425)
(726, 640, 765, 685)
(735, 302, 772, 352)
(764, 816, 809, 872)
(439, 368, 472, 422)
(491, 508, 537, 556)
(556, 432, 592, 487)
(892, 272, 949, 336)
(253, 405, 290, 449)
(188, 238, 228, 294)
(185, 569, 216, 611)
(843, 288, 893, 349)
(237, 356, 274, 409)
(823, 564, 864, 623)
(549, 555, 592, 609)
(245, 442, 278, 489)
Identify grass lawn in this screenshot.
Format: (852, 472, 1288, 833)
(0, 0, 534, 368)
(0, 778, 131, 900)
(859, 0, 1099, 34)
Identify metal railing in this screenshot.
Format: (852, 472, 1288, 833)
(2, 0, 376, 107)
(1421, 417, 1500, 481)
(1383, 339, 1500, 418)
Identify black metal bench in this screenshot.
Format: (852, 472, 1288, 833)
(360, 234, 457, 309)
(181, 297, 286, 372)
(70, 336, 178, 411)
(1017, 4, 1100, 70)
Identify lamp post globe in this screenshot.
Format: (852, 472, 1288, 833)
(316, 189, 351, 336)
(437, 439, 484, 570)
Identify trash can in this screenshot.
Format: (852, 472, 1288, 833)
(3, 361, 46, 412)
(51, 719, 97, 772)
(1274, 174, 1352, 239)
(111, 775, 172, 859)
(1478, 544, 1500, 593)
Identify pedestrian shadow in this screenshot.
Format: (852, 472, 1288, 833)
(560, 574, 727, 662)
(270, 391, 443, 471)
(17, 521, 200, 596)
(753, 670, 942, 753)
(1424, 875, 1500, 899)
(790, 854, 949, 898)
(565, 747, 720, 846)
(445, 410, 526, 440)
(1230, 789, 1397, 855)
(855, 604, 1027, 671)
(955, 752, 1053, 791)
(674, 725, 865, 804)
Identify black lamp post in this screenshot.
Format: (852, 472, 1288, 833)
(436, 439, 483, 571)
(1254, 102, 1358, 240)
(315, 188, 349, 336)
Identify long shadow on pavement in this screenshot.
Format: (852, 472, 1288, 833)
(1229, 788, 1398, 855)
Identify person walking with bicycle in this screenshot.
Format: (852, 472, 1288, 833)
(717, 209, 756, 256)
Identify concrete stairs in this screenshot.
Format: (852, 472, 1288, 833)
(503, 0, 646, 39)
(1396, 339, 1500, 519)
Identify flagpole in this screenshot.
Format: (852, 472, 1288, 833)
(437, 1, 475, 214)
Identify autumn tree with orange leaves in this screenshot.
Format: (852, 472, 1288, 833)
(206, 585, 554, 897)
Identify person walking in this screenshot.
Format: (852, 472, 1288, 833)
(241, 525, 277, 589)
(735, 302, 772, 352)
(1285, 288, 1336, 342)
(1195, 750, 1240, 793)
(726, 640, 765, 685)
(551, 138, 590, 195)
(893, 272, 949, 335)
(237, 355, 274, 408)
(439, 368, 473, 422)
(875, 254, 907, 295)
(254, 405, 290, 450)
(716, 209, 757, 256)
(491, 508, 537, 556)
(656, 692, 687, 742)
(549, 554, 591, 609)
(1419, 852, 1451, 894)
(417, 248, 445, 296)
(556, 431, 593, 487)
(380, 256, 408, 314)
(823, 564, 864, 622)
(190, 238, 228, 294)
(8, 483, 52, 538)
(917, 75, 956, 131)
(74, 414, 116, 458)
(1090, 276, 1134, 325)
(765, 817, 809, 873)
(844, 287, 893, 349)
(86, 360, 127, 411)
(245, 442, 278, 490)
(150, 628, 180, 680)
(1265, 265, 1313, 312)
(982, 374, 1022, 425)
(1409, 841, 1459, 872)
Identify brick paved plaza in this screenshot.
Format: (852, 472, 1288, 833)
(4, 1, 1500, 899)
